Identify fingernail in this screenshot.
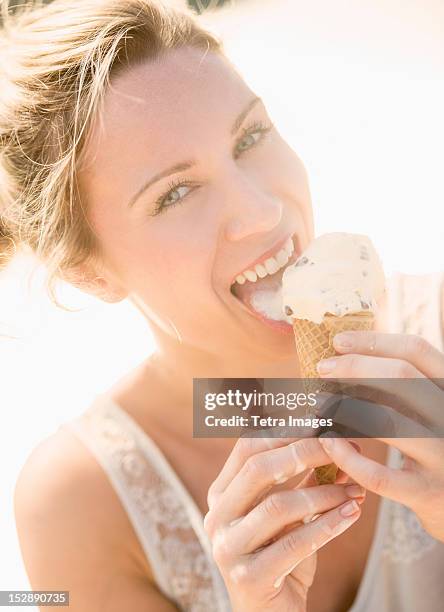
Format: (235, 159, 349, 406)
(340, 500, 360, 517)
(333, 333, 353, 349)
(348, 440, 362, 453)
(316, 358, 337, 375)
(345, 485, 366, 499)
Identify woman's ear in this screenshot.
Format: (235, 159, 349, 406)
(62, 264, 128, 303)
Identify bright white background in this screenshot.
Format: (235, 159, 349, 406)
(1, 0, 443, 607)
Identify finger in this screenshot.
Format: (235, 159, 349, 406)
(205, 438, 333, 532)
(223, 548, 317, 595)
(318, 435, 419, 505)
(251, 498, 362, 590)
(317, 353, 425, 379)
(234, 439, 363, 512)
(317, 354, 444, 429)
(332, 331, 444, 382)
(251, 466, 318, 513)
(282, 441, 363, 488)
(296, 440, 363, 486)
(230, 484, 366, 554)
(330, 440, 362, 483)
(325, 390, 438, 446)
(207, 434, 300, 510)
(296, 469, 317, 488)
(376, 436, 444, 469)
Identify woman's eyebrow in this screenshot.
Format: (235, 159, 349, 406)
(127, 96, 262, 209)
(230, 95, 262, 135)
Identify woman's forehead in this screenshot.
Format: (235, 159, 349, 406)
(90, 47, 250, 150)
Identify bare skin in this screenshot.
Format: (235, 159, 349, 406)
(15, 45, 442, 611)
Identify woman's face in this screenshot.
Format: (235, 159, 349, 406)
(79, 46, 313, 359)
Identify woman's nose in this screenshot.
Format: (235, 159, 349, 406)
(224, 173, 283, 242)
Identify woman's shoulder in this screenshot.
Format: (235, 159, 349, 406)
(14, 425, 155, 584)
(15, 425, 124, 525)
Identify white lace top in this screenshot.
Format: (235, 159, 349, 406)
(60, 272, 444, 611)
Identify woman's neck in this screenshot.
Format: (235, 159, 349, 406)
(118, 326, 300, 451)
(151, 338, 301, 403)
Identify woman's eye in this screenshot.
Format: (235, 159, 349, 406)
(152, 181, 195, 215)
(234, 121, 273, 157)
(236, 130, 262, 153)
(162, 185, 191, 206)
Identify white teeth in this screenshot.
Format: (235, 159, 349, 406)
(255, 263, 268, 278)
(276, 248, 289, 267)
(284, 237, 294, 256)
(264, 257, 280, 274)
(244, 270, 258, 282)
(232, 235, 296, 288)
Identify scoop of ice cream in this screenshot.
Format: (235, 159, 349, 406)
(282, 232, 385, 324)
(250, 287, 293, 323)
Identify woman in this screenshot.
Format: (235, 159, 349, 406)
(2, 1, 443, 610)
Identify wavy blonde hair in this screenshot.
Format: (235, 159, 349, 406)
(0, 0, 223, 307)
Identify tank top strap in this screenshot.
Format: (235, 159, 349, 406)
(60, 393, 231, 612)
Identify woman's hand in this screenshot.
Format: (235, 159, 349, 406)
(203, 436, 366, 612)
(316, 330, 444, 542)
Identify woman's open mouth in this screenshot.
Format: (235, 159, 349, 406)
(229, 234, 299, 334)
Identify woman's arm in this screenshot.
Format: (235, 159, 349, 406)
(14, 431, 177, 612)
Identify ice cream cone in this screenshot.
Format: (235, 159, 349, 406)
(292, 311, 375, 484)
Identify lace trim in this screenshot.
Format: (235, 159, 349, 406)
(64, 398, 231, 612)
(382, 501, 438, 563)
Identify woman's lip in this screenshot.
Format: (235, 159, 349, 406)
(229, 288, 295, 335)
(230, 231, 298, 285)
(249, 309, 294, 335)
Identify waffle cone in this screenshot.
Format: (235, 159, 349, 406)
(292, 312, 375, 484)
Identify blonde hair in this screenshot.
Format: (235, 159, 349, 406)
(0, 0, 223, 307)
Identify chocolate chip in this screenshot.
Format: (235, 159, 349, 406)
(285, 306, 293, 315)
(362, 270, 368, 277)
(360, 299, 370, 309)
